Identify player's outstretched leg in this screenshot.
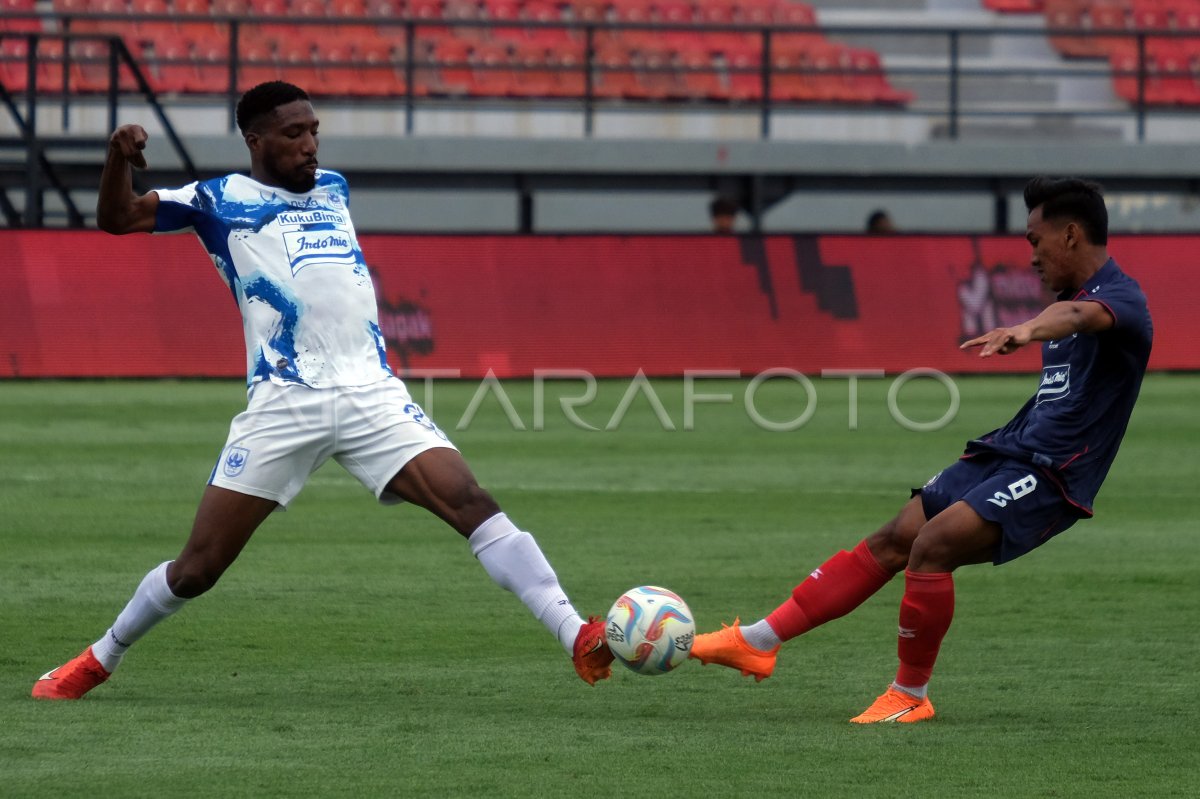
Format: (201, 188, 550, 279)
(689, 619, 779, 681)
(850, 686, 935, 724)
(31, 647, 111, 700)
(32, 561, 189, 700)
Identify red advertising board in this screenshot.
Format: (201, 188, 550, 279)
(0, 231, 1191, 379)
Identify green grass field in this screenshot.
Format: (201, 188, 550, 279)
(2, 374, 1197, 797)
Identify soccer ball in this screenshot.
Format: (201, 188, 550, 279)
(604, 585, 695, 676)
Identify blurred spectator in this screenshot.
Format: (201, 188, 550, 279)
(709, 195, 739, 233)
(866, 209, 896, 234)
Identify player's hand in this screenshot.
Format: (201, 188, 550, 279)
(960, 324, 1032, 357)
(109, 124, 149, 169)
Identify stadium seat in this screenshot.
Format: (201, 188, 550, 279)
(1110, 45, 1135, 101)
(983, 0, 1045, 11)
(1045, 0, 1100, 58)
(441, 0, 486, 43)
(316, 38, 400, 97)
(1121, 48, 1196, 104)
(175, 0, 227, 50)
(772, 1, 821, 57)
(481, 0, 528, 44)
(673, 43, 724, 101)
(293, 0, 329, 15)
(143, 35, 199, 93)
(507, 41, 559, 97)
(773, 0, 819, 27)
(1152, 46, 1200, 102)
(82, 0, 134, 37)
(0, 37, 32, 92)
(592, 43, 650, 99)
(565, 0, 609, 25)
(237, 41, 282, 90)
(357, 36, 408, 95)
(130, 0, 180, 42)
(465, 40, 513, 96)
(32, 37, 66, 93)
(278, 39, 323, 88)
(362, 0, 397, 14)
(523, 0, 573, 46)
(418, 36, 469, 95)
(244, 0, 293, 47)
(654, 0, 700, 52)
(549, 47, 586, 95)
(1168, 1, 1200, 57)
(847, 47, 912, 105)
(1090, 0, 1133, 56)
(609, 0, 658, 50)
(52, 0, 95, 33)
(770, 47, 819, 102)
(724, 46, 763, 102)
(407, 0, 444, 19)
(701, 0, 769, 57)
(634, 44, 676, 99)
(739, 0, 775, 27)
(70, 38, 117, 93)
(188, 38, 234, 92)
(1, 0, 43, 32)
(806, 42, 871, 103)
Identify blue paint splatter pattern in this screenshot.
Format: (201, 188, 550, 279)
(153, 171, 392, 388)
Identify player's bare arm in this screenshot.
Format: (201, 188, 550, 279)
(961, 300, 1115, 357)
(96, 124, 159, 235)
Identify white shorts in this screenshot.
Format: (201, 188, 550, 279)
(208, 377, 457, 508)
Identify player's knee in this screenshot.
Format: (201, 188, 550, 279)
(865, 522, 914, 573)
(166, 558, 224, 598)
(908, 527, 957, 572)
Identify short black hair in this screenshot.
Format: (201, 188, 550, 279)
(1024, 176, 1108, 245)
(236, 81, 310, 135)
(709, 196, 739, 216)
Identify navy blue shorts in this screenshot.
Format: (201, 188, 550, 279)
(914, 454, 1082, 565)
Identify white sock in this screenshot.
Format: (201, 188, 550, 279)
(91, 561, 189, 673)
(469, 513, 585, 653)
(893, 681, 929, 700)
(739, 619, 782, 652)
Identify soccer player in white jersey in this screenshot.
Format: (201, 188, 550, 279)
(32, 81, 613, 700)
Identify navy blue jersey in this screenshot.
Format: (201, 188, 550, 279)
(965, 259, 1152, 516)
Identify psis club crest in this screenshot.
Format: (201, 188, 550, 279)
(223, 446, 250, 478)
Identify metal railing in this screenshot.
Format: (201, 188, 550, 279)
(4, 13, 1195, 139)
(0, 30, 198, 226)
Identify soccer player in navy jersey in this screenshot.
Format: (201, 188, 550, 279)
(690, 176, 1153, 723)
(32, 82, 613, 700)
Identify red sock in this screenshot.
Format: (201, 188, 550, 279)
(765, 539, 894, 642)
(894, 570, 955, 689)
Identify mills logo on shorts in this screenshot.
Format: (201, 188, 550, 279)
(223, 446, 251, 478)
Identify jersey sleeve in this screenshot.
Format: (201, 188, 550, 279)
(152, 182, 204, 234)
(1084, 283, 1148, 337)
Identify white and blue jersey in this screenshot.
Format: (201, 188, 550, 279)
(965, 259, 1153, 515)
(154, 170, 392, 388)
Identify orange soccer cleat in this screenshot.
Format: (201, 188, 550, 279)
(688, 619, 779, 682)
(32, 647, 111, 700)
(572, 616, 614, 686)
(850, 686, 936, 724)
